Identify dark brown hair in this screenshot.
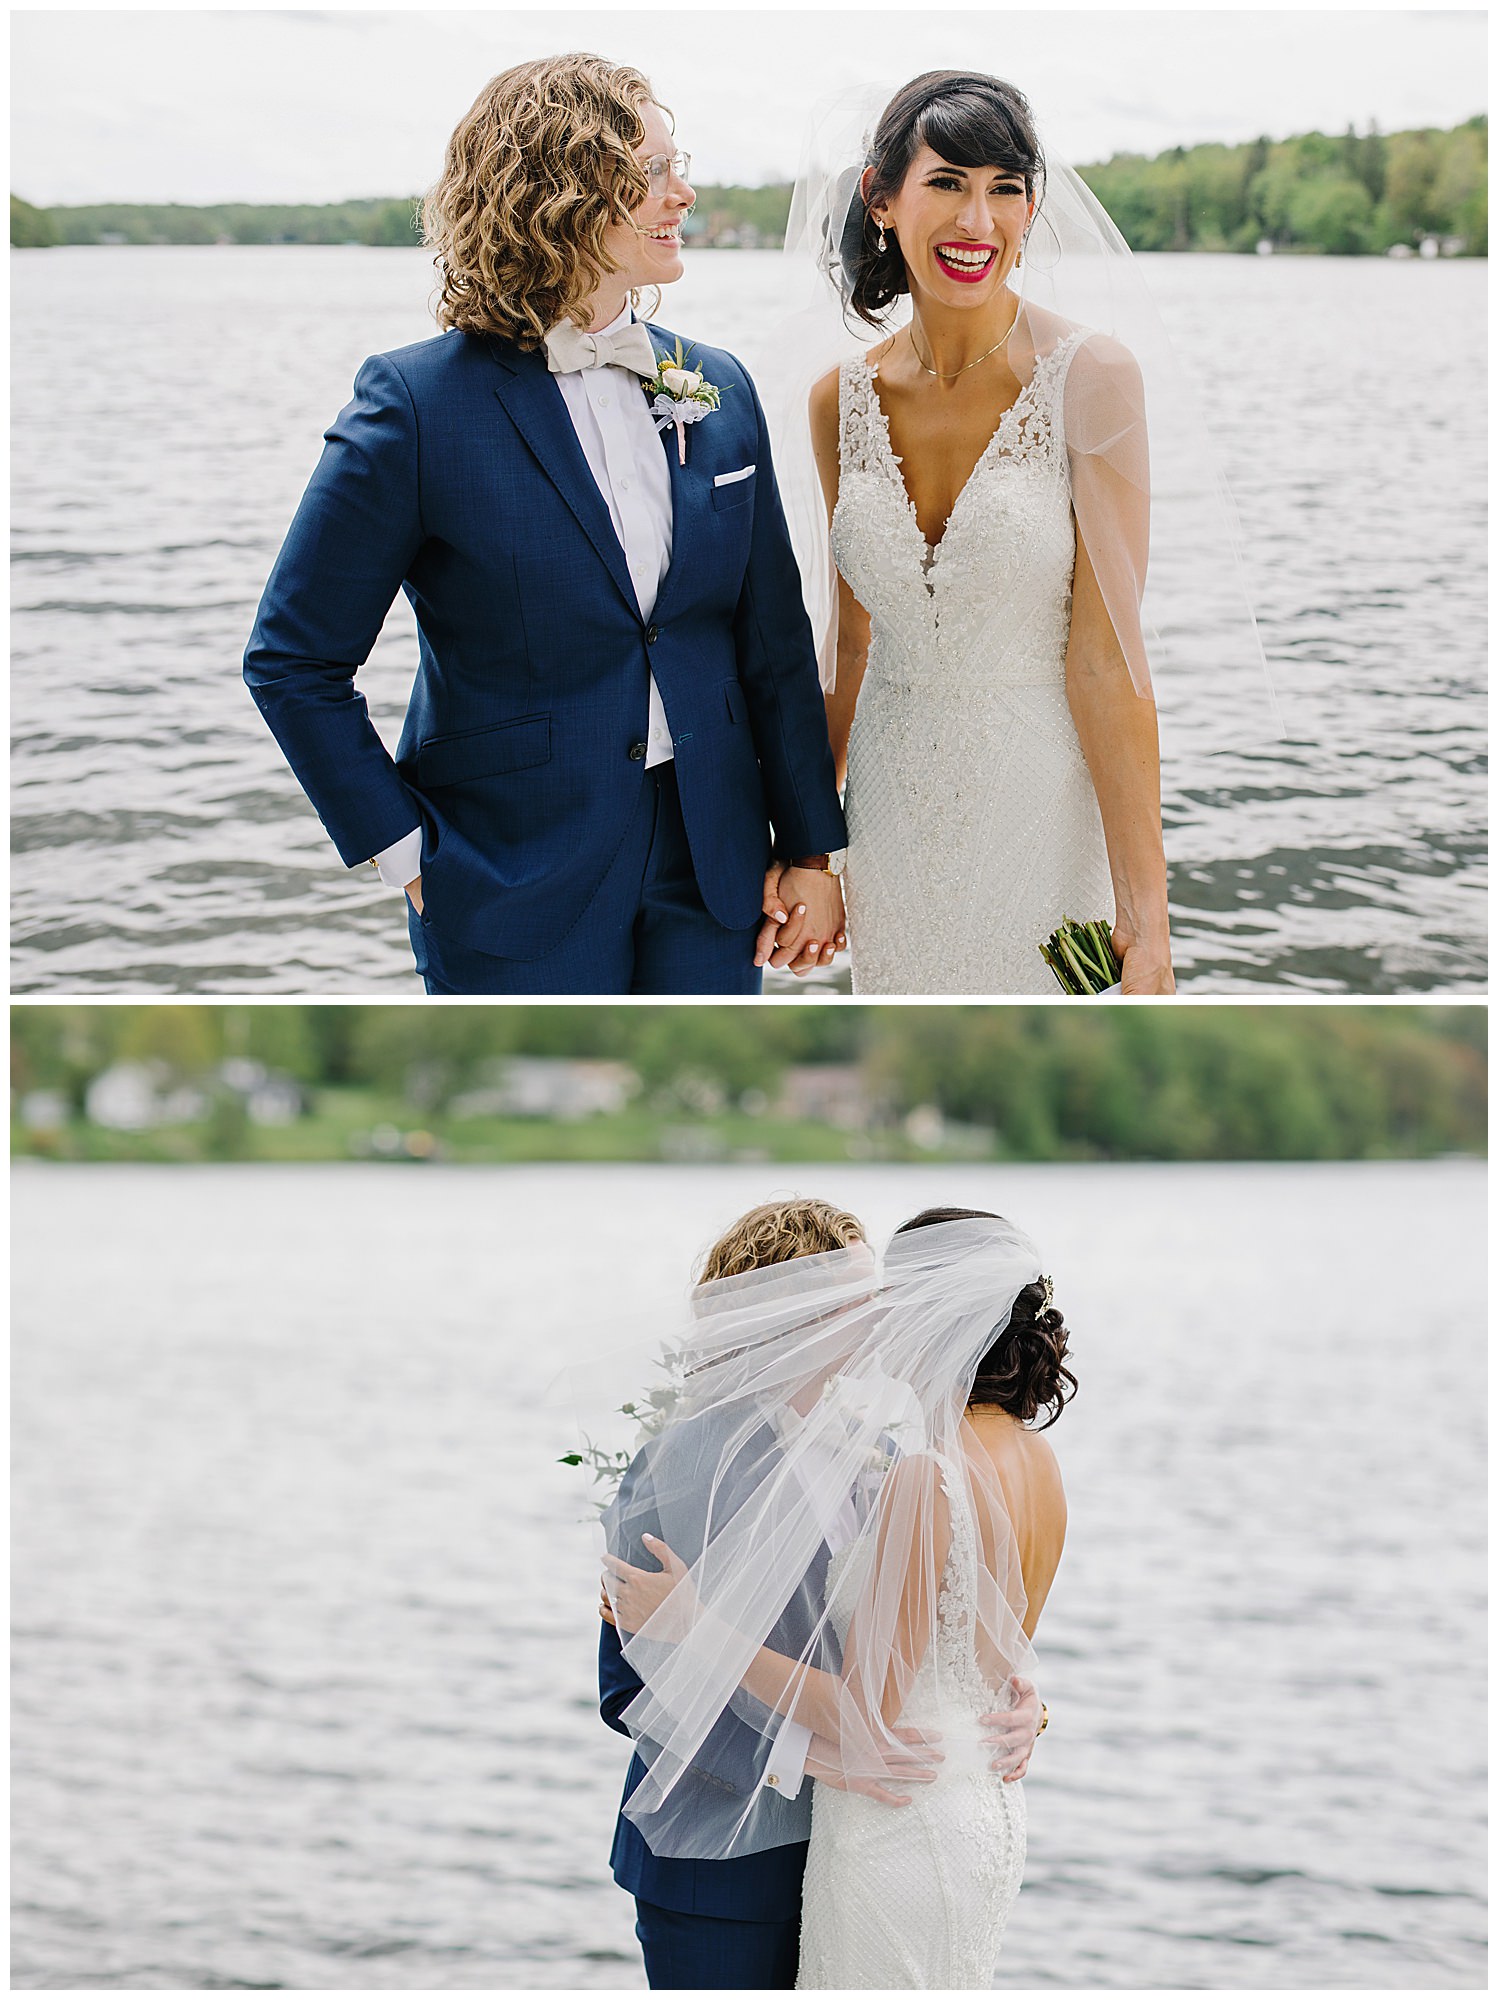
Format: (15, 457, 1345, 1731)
(895, 1205, 1075, 1429)
(845, 70, 1043, 327)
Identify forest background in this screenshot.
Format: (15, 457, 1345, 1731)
(10, 1005, 1485, 1166)
(11, 114, 1487, 256)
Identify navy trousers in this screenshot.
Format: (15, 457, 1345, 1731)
(408, 762, 764, 995)
(634, 1899, 801, 1991)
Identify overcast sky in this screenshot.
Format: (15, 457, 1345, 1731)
(11, 6, 1487, 206)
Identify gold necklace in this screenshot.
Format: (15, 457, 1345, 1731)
(909, 298, 1019, 380)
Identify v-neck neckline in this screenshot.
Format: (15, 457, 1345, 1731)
(860, 341, 1066, 568)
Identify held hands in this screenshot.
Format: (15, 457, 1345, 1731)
(981, 1674, 1043, 1782)
(601, 1534, 698, 1639)
(755, 866, 847, 975)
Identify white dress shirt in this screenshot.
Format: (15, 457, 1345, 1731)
(371, 300, 674, 890)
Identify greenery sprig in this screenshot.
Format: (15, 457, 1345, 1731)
(558, 1344, 687, 1511)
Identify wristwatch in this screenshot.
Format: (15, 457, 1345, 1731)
(792, 850, 847, 877)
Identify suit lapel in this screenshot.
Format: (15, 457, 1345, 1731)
(646, 323, 701, 626)
(486, 340, 640, 618)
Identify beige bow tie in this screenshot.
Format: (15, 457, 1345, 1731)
(544, 319, 659, 379)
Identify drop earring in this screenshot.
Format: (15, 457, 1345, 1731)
(876, 222, 887, 254)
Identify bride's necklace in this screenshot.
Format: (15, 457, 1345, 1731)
(908, 300, 1019, 380)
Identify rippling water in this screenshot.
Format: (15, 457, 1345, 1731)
(10, 247, 1486, 993)
(11, 1160, 1486, 1988)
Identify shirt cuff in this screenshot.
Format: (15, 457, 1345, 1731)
(763, 1719, 812, 1800)
(371, 826, 422, 891)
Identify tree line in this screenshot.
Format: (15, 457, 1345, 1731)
(12, 114, 1486, 256)
(1083, 114, 1486, 256)
(10, 1004, 1485, 1163)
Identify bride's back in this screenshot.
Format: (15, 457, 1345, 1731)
(962, 1409, 1067, 1638)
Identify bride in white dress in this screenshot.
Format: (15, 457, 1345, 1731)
(800, 73, 1176, 995)
(602, 1210, 1073, 1990)
(794, 1208, 1069, 1990)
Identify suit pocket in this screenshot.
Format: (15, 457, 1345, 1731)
(723, 680, 748, 726)
(711, 471, 756, 512)
(416, 714, 551, 788)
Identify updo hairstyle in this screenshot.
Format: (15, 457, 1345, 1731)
(894, 1205, 1076, 1429)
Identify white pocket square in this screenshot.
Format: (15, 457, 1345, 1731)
(713, 464, 756, 487)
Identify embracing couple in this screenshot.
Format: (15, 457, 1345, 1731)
(593, 1197, 1073, 1989)
(245, 53, 1178, 995)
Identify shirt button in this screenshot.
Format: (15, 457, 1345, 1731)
(628, 741, 648, 761)
(599, 395, 612, 408)
(620, 476, 631, 491)
(767, 1774, 780, 1788)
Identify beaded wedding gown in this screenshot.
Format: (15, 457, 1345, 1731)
(796, 1458, 1027, 1991)
(833, 335, 1114, 995)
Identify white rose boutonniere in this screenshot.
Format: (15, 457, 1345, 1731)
(645, 337, 723, 465)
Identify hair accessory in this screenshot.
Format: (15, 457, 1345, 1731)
(1037, 1274, 1054, 1313)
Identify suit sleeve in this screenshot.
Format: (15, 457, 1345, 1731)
(599, 1440, 804, 1799)
(243, 353, 426, 867)
(730, 366, 849, 862)
(599, 1611, 643, 1737)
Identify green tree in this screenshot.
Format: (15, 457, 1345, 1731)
(1384, 130, 1442, 239)
(1431, 122, 1487, 250)
(361, 199, 422, 247)
(1356, 121, 1388, 204)
(116, 1005, 221, 1075)
(1287, 176, 1375, 254)
(10, 195, 57, 247)
(631, 1009, 784, 1104)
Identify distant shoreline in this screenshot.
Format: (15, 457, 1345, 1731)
(10, 114, 1487, 258)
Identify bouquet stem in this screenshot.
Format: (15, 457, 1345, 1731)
(1040, 917, 1123, 995)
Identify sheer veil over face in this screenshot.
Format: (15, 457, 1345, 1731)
(585, 1216, 1047, 1862)
(767, 75, 1279, 736)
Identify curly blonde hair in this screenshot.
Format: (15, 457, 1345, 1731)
(423, 53, 660, 351)
(697, 1199, 866, 1284)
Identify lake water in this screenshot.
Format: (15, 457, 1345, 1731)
(8, 247, 1489, 995)
(11, 1158, 1486, 1989)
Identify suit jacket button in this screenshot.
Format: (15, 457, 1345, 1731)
(628, 741, 648, 761)
(645, 624, 660, 645)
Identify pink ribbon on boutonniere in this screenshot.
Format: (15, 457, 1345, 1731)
(644, 340, 723, 467)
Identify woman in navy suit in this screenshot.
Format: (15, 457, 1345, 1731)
(245, 53, 848, 993)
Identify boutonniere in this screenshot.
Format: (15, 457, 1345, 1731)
(645, 337, 723, 465)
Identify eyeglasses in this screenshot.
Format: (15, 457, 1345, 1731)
(643, 151, 692, 189)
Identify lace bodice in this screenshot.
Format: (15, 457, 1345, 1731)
(833, 336, 1080, 679)
(830, 335, 1114, 997)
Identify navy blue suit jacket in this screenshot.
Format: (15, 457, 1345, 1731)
(600, 1619, 809, 1922)
(244, 324, 846, 959)
(598, 1414, 833, 1922)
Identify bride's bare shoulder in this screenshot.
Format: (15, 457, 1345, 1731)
(969, 1412, 1067, 1502)
(1022, 1427, 1066, 1506)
